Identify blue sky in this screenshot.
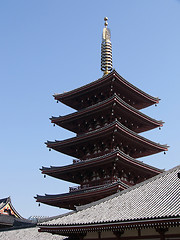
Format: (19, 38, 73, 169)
(0, 0, 180, 218)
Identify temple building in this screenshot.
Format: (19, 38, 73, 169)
(35, 17, 168, 211)
(39, 165, 180, 239)
(36, 17, 180, 239)
(0, 197, 35, 230)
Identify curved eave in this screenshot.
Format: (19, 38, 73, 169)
(0, 197, 23, 219)
(113, 70, 159, 105)
(35, 182, 126, 209)
(54, 70, 159, 110)
(46, 121, 168, 158)
(41, 150, 163, 183)
(51, 94, 163, 134)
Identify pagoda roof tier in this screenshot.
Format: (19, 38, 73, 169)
(54, 70, 159, 110)
(41, 150, 163, 184)
(35, 181, 127, 210)
(46, 121, 168, 159)
(51, 94, 163, 134)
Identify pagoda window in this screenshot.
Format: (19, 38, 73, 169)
(86, 152, 91, 157)
(115, 146, 120, 151)
(83, 178, 89, 183)
(120, 146, 125, 152)
(129, 179, 134, 184)
(121, 173, 128, 182)
(100, 117, 105, 126)
(89, 146, 94, 155)
(87, 97, 91, 105)
(97, 148, 101, 153)
(104, 145, 109, 152)
(104, 121, 108, 126)
(93, 148, 98, 154)
(88, 125, 93, 131)
(95, 120, 101, 129)
(99, 142, 105, 152)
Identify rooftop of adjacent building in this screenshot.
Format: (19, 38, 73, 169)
(39, 165, 180, 226)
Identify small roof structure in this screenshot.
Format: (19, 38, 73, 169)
(0, 227, 65, 240)
(39, 165, 180, 234)
(0, 197, 22, 219)
(0, 197, 35, 230)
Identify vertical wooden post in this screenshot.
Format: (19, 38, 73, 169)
(113, 230, 124, 240)
(156, 227, 168, 240)
(98, 231, 101, 240)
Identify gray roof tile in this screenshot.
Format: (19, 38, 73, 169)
(42, 165, 180, 226)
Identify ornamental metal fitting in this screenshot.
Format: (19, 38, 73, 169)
(101, 17, 113, 75)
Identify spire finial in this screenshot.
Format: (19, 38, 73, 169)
(104, 17, 108, 27)
(101, 17, 113, 75)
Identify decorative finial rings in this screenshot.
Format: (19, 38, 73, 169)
(104, 17, 108, 27)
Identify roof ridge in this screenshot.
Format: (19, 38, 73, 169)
(37, 210, 76, 224)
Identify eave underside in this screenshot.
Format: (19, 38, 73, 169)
(36, 182, 126, 210)
(46, 121, 168, 159)
(54, 70, 159, 111)
(41, 150, 163, 184)
(51, 94, 163, 134)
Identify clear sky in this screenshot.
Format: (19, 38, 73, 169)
(0, 0, 180, 218)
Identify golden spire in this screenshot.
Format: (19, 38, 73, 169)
(101, 17, 113, 75)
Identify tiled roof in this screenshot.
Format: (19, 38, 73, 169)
(0, 227, 65, 240)
(41, 165, 180, 226)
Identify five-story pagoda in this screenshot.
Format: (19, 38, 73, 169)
(35, 18, 168, 210)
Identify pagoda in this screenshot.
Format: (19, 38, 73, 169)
(35, 17, 168, 210)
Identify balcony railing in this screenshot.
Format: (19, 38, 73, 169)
(69, 179, 118, 193)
